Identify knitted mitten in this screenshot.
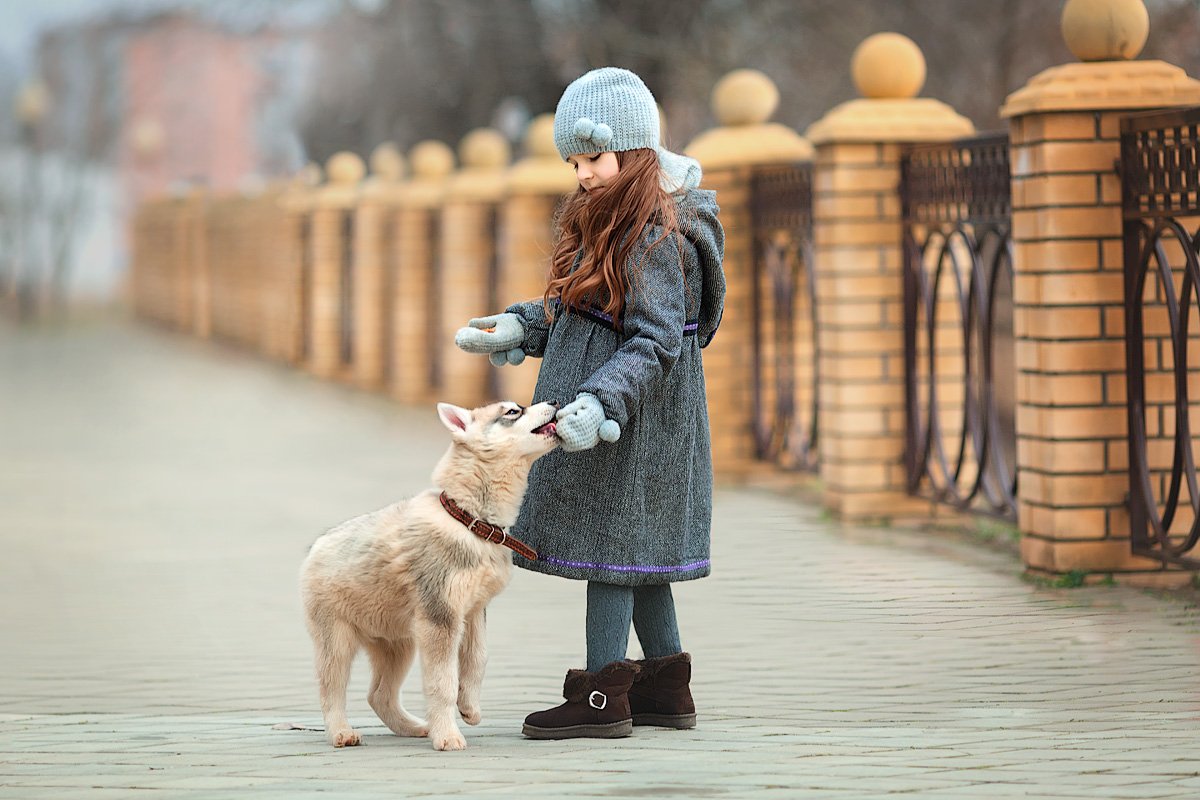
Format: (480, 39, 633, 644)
(455, 313, 525, 366)
(555, 393, 621, 452)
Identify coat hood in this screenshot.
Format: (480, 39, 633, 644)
(675, 188, 726, 348)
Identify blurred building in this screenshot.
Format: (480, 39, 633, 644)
(37, 10, 315, 208)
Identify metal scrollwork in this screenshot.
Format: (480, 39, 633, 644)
(901, 134, 1017, 519)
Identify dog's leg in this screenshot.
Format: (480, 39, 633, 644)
(312, 618, 362, 747)
(366, 638, 429, 737)
(456, 608, 487, 726)
(416, 617, 467, 751)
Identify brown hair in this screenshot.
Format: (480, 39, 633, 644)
(543, 148, 681, 325)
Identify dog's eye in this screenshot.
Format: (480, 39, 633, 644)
(505, 408, 521, 417)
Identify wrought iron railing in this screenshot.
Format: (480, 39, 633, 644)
(749, 163, 819, 472)
(1121, 107, 1200, 568)
(901, 133, 1017, 519)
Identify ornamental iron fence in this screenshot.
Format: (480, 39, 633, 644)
(900, 133, 1018, 519)
(1121, 106, 1200, 568)
(749, 163, 819, 472)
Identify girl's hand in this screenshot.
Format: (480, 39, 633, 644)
(555, 393, 621, 452)
(455, 313, 526, 363)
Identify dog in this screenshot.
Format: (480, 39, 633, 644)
(300, 400, 559, 751)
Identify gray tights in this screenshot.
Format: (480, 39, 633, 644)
(585, 582, 682, 672)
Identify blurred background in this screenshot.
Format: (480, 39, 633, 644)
(1, 0, 1199, 320)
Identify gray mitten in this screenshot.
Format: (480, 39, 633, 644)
(455, 313, 525, 357)
(555, 392, 621, 452)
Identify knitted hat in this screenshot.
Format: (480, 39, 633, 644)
(553, 67, 702, 193)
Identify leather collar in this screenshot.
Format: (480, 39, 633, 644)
(439, 492, 538, 561)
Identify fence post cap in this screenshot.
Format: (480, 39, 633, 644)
(712, 69, 779, 126)
(459, 128, 511, 170)
(685, 68, 812, 169)
(508, 113, 577, 195)
(326, 152, 365, 185)
(807, 33, 971, 144)
(298, 162, 323, 187)
(447, 128, 511, 201)
(851, 33, 925, 100)
(410, 140, 456, 178)
(1061, 0, 1148, 62)
(523, 114, 558, 159)
(369, 142, 406, 182)
(131, 116, 164, 158)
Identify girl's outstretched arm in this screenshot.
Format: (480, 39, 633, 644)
(577, 233, 687, 429)
(504, 299, 553, 359)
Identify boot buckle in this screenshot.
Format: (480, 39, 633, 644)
(588, 690, 608, 710)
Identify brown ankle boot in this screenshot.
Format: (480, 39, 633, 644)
(522, 660, 641, 740)
(628, 652, 696, 729)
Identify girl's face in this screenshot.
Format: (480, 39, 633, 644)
(567, 151, 620, 193)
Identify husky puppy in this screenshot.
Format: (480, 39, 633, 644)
(300, 400, 559, 751)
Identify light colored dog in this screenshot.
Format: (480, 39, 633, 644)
(300, 400, 559, 751)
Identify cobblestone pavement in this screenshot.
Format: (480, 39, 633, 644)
(3, 316, 1200, 799)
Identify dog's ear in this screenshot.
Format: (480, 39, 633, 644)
(437, 403, 472, 434)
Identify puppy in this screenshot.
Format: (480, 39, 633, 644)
(300, 400, 559, 750)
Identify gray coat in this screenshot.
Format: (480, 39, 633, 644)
(505, 188, 726, 586)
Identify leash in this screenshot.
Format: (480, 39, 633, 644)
(439, 492, 538, 561)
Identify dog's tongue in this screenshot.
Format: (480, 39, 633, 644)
(533, 421, 557, 436)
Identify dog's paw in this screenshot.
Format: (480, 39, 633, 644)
(430, 728, 467, 751)
(329, 727, 362, 748)
(459, 705, 482, 726)
(397, 719, 430, 738)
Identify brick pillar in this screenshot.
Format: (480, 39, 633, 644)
(308, 152, 364, 381)
(185, 189, 209, 338)
(684, 69, 814, 478)
(805, 34, 973, 520)
(352, 145, 406, 390)
(500, 114, 577, 404)
(439, 129, 511, 409)
(275, 169, 319, 366)
(391, 141, 454, 405)
(1001, 0, 1200, 583)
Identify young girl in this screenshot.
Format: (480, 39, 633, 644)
(455, 67, 725, 740)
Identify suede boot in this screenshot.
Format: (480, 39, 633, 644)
(628, 652, 696, 729)
(522, 660, 640, 739)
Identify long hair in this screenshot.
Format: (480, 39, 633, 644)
(543, 148, 681, 325)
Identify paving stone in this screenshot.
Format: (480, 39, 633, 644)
(2, 318, 1200, 798)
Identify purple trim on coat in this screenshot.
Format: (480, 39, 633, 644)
(536, 556, 710, 574)
(555, 300, 699, 337)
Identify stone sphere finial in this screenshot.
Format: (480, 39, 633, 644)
(459, 128, 511, 169)
(523, 114, 558, 158)
(326, 152, 365, 185)
(410, 140, 455, 178)
(16, 81, 49, 125)
(131, 116, 164, 158)
(851, 33, 926, 99)
(369, 142, 405, 181)
(712, 69, 780, 126)
(1061, 0, 1149, 62)
(297, 162, 323, 187)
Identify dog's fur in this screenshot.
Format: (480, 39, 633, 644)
(300, 400, 559, 751)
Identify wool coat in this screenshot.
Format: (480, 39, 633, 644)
(505, 188, 726, 586)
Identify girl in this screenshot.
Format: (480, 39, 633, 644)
(455, 67, 725, 740)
